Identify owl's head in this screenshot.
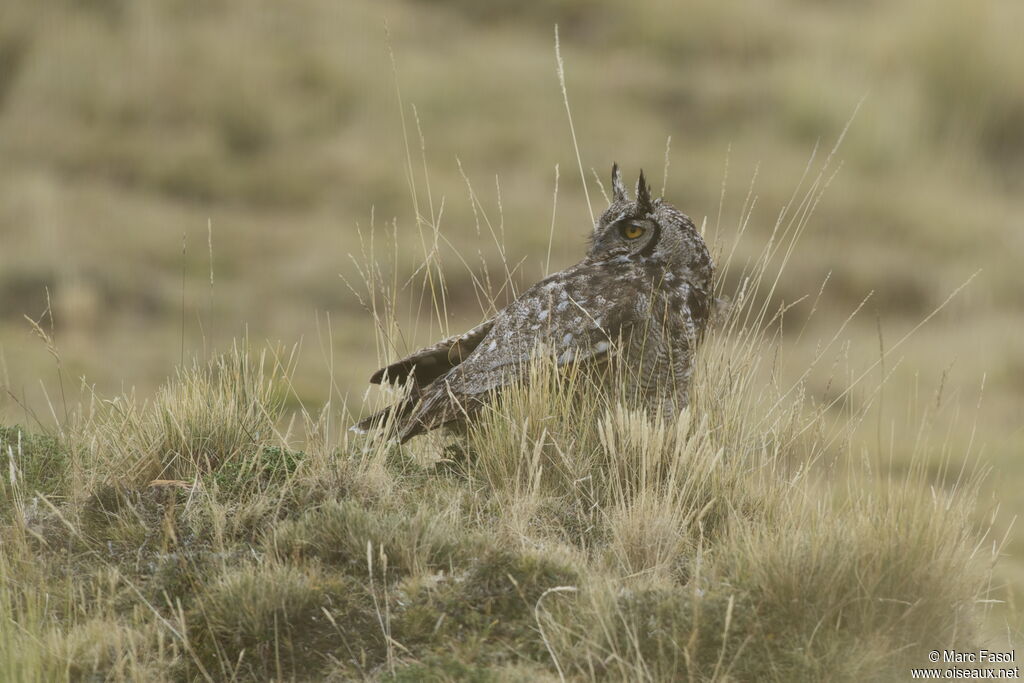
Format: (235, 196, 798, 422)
(589, 164, 713, 286)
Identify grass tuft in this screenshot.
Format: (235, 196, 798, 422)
(271, 499, 470, 578)
(394, 547, 580, 666)
(71, 344, 290, 491)
(191, 563, 382, 680)
(0, 115, 1005, 680)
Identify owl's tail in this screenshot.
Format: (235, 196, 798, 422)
(350, 398, 432, 443)
(350, 387, 477, 443)
(350, 400, 411, 437)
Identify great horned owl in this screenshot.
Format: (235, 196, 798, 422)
(353, 164, 714, 442)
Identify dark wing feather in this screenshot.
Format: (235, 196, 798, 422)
(351, 398, 419, 436)
(394, 275, 636, 441)
(357, 260, 640, 442)
(369, 319, 495, 387)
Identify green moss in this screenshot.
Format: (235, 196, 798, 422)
(78, 481, 204, 562)
(142, 549, 215, 611)
(272, 499, 469, 579)
(0, 426, 68, 514)
(79, 483, 134, 535)
(395, 549, 578, 668)
(387, 655, 499, 682)
(207, 445, 305, 496)
(190, 563, 383, 680)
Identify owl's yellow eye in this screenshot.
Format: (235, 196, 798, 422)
(621, 223, 646, 240)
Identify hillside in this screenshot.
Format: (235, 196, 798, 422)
(0, 0, 1021, 677)
(0, 277, 998, 678)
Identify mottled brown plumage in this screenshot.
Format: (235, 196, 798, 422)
(354, 165, 714, 442)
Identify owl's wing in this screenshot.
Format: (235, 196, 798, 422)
(452, 314, 619, 396)
(451, 267, 640, 397)
(369, 318, 495, 388)
(395, 282, 634, 441)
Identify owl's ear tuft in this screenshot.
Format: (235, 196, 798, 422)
(611, 163, 627, 202)
(636, 169, 652, 211)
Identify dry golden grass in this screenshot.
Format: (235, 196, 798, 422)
(62, 344, 291, 495)
(0, 190, 1000, 677)
(1, 0, 1021, 678)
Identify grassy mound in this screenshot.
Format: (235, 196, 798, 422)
(0, 320, 994, 681)
(0, 146, 999, 678)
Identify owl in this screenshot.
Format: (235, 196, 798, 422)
(353, 164, 715, 442)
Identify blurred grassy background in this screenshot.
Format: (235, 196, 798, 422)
(1, 0, 1021, 633)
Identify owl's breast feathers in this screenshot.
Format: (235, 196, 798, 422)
(657, 266, 713, 342)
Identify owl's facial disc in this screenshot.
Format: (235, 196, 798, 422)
(619, 221, 647, 240)
(630, 216, 662, 258)
(589, 209, 661, 259)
